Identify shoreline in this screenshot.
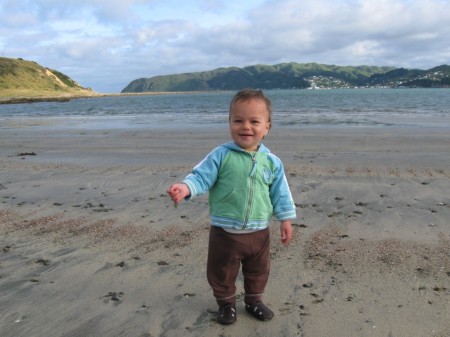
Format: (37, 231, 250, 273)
(1, 126, 449, 336)
(0, 90, 230, 105)
(2, 86, 449, 105)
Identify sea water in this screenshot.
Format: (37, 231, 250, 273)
(1, 88, 449, 130)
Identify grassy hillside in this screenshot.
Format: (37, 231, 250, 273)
(121, 62, 395, 92)
(122, 62, 450, 92)
(0, 57, 97, 102)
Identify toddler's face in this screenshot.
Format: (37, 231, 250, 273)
(229, 98, 271, 152)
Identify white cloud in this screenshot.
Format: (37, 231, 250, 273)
(1, 0, 449, 92)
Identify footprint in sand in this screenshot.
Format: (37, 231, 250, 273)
(2, 244, 15, 252)
(35, 258, 51, 266)
(101, 291, 124, 305)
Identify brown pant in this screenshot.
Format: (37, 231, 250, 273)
(207, 226, 271, 306)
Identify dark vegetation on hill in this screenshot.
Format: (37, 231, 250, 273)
(122, 62, 450, 93)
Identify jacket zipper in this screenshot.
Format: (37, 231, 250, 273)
(242, 153, 257, 229)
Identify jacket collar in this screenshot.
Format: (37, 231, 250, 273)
(222, 141, 270, 154)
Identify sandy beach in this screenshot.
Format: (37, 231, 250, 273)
(0, 124, 449, 337)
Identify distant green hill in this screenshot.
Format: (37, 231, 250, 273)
(122, 62, 450, 92)
(0, 57, 97, 103)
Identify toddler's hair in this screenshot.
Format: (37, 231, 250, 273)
(229, 88, 272, 123)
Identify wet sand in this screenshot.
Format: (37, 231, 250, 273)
(1, 125, 449, 337)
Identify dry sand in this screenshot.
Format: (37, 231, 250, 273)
(0, 124, 449, 337)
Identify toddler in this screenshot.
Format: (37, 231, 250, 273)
(167, 88, 296, 324)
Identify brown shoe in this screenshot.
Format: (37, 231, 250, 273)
(218, 303, 237, 325)
(245, 302, 274, 321)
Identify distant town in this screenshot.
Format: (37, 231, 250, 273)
(306, 69, 450, 89)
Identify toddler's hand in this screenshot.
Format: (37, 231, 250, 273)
(280, 220, 293, 245)
(167, 183, 190, 205)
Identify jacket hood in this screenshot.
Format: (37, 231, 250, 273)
(222, 141, 271, 154)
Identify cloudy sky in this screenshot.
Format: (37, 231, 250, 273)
(1, 0, 449, 93)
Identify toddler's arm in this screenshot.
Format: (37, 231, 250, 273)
(280, 220, 293, 244)
(167, 183, 191, 205)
